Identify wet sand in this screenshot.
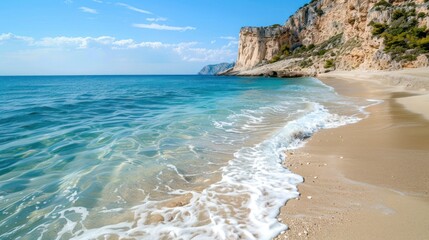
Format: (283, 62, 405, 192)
(276, 69, 429, 239)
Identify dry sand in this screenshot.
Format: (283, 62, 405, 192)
(276, 68, 429, 240)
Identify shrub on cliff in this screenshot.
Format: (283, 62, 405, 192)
(370, 7, 429, 61)
(371, 22, 388, 36)
(317, 49, 328, 56)
(373, 0, 392, 11)
(270, 24, 282, 28)
(417, 36, 429, 50)
(307, 44, 316, 50)
(300, 59, 313, 68)
(374, 0, 391, 7)
(324, 59, 334, 68)
(269, 55, 281, 63)
(280, 44, 290, 56)
(269, 44, 290, 63)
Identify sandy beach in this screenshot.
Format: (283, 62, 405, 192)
(277, 68, 429, 239)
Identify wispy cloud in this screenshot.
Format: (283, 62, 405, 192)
(118, 41, 175, 49)
(36, 36, 179, 50)
(173, 46, 236, 62)
(133, 23, 196, 31)
(0, 33, 186, 50)
(146, 17, 167, 22)
(111, 39, 135, 47)
(117, 3, 152, 14)
(112, 39, 171, 49)
(36, 36, 115, 49)
(80, 7, 98, 14)
(173, 40, 238, 62)
(220, 36, 236, 40)
(0, 33, 34, 44)
(92, 0, 103, 3)
(111, 39, 198, 50)
(64, 0, 73, 4)
(0, 32, 237, 63)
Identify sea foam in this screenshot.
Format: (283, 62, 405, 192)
(0, 76, 367, 240)
(57, 103, 361, 240)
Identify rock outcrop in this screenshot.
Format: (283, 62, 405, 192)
(233, 27, 292, 71)
(226, 0, 429, 76)
(198, 62, 235, 75)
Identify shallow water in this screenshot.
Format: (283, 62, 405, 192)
(0, 75, 366, 239)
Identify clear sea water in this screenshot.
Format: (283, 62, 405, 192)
(0, 75, 366, 240)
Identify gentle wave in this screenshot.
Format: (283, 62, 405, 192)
(42, 103, 361, 240)
(0, 76, 367, 239)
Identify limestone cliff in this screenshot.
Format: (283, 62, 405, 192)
(229, 0, 429, 76)
(233, 27, 292, 71)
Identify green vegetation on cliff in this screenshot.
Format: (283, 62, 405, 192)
(262, 0, 429, 72)
(324, 59, 334, 68)
(370, 2, 429, 61)
(373, 0, 392, 11)
(269, 33, 343, 64)
(269, 44, 291, 63)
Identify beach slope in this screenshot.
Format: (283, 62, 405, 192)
(277, 68, 429, 239)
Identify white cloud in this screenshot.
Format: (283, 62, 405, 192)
(128, 42, 170, 49)
(174, 47, 236, 62)
(0, 33, 11, 41)
(0, 33, 34, 44)
(133, 23, 196, 31)
(112, 39, 135, 47)
(36, 36, 115, 49)
(146, 17, 167, 22)
(0, 33, 180, 50)
(117, 3, 152, 14)
(80, 7, 98, 14)
(0, 33, 237, 63)
(210, 40, 216, 44)
(27, 35, 186, 51)
(92, 0, 103, 3)
(64, 0, 73, 4)
(220, 36, 236, 40)
(112, 40, 197, 50)
(173, 42, 236, 62)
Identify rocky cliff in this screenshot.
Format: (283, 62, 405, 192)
(198, 62, 235, 75)
(228, 0, 429, 76)
(233, 27, 292, 71)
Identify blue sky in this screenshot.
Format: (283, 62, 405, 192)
(0, 0, 309, 75)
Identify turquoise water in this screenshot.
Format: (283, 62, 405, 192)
(0, 75, 365, 239)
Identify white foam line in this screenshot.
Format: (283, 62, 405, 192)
(63, 102, 362, 240)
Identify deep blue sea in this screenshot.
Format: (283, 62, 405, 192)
(0, 75, 366, 239)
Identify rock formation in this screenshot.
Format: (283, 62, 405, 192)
(233, 27, 292, 71)
(198, 62, 235, 75)
(226, 0, 429, 76)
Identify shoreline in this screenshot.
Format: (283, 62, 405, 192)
(276, 68, 429, 239)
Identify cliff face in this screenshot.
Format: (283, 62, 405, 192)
(234, 27, 291, 71)
(231, 0, 429, 75)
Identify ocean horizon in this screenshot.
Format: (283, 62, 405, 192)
(0, 75, 367, 239)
